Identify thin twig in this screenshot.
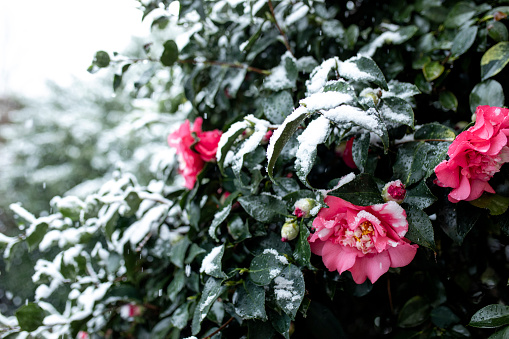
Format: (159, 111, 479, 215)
(387, 277, 394, 315)
(267, 0, 294, 56)
(201, 317, 234, 339)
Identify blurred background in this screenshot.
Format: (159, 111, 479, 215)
(0, 0, 183, 316)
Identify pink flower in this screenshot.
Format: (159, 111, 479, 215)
(382, 180, 406, 204)
(335, 137, 357, 169)
(119, 303, 142, 319)
(308, 196, 418, 284)
(435, 106, 509, 203)
(168, 117, 222, 189)
(77, 331, 89, 339)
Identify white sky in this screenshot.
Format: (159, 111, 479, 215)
(0, 0, 150, 98)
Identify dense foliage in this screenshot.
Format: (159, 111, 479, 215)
(3, 0, 509, 338)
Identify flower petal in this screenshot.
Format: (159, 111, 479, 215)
(349, 251, 391, 284)
(387, 242, 418, 268)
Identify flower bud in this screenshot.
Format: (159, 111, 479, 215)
(77, 331, 90, 339)
(293, 198, 317, 218)
(261, 130, 273, 145)
(281, 220, 299, 242)
(119, 303, 142, 320)
(382, 180, 406, 204)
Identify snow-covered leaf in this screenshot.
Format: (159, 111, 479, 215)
(295, 116, 331, 187)
(191, 277, 225, 335)
(379, 96, 415, 128)
(238, 195, 288, 223)
(272, 265, 305, 320)
(267, 106, 309, 181)
(234, 280, 267, 320)
(338, 55, 388, 90)
(263, 52, 298, 91)
(216, 120, 250, 174)
(249, 249, 289, 286)
(359, 25, 418, 58)
(329, 174, 383, 206)
(383, 80, 421, 100)
(171, 302, 190, 329)
(199, 244, 226, 279)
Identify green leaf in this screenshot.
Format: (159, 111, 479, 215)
(439, 91, 458, 112)
(167, 269, 186, 302)
(488, 21, 509, 42)
(339, 55, 388, 90)
(169, 236, 191, 269)
(470, 194, 509, 216)
(151, 317, 174, 339)
(185, 243, 206, 264)
(439, 200, 481, 244)
(404, 181, 437, 209)
(267, 107, 309, 181)
(379, 96, 415, 128)
(171, 303, 190, 329)
(489, 326, 509, 339)
(387, 80, 421, 99)
(293, 221, 312, 268)
(345, 24, 359, 49)
(234, 280, 267, 320)
(249, 250, 288, 285)
(227, 215, 252, 242)
(323, 80, 356, 97)
(398, 296, 431, 328)
(238, 195, 288, 223)
(94, 50, 110, 68)
(481, 41, 509, 80)
(451, 26, 478, 57)
(191, 278, 225, 335)
(263, 91, 294, 124)
(404, 205, 436, 250)
(393, 141, 450, 186)
(160, 40, 179, 67)
(209, 202, 233, 241)
(273, 265, 305, 319)
(269, 310, 291, 339)
(444, 2, 476, 28)
(415, 73, 432, 94)
(217, 121, 249, 174)
(469, 80, 505, 114)
(15, 303, 45, 332)
(352, 132, 370, 173)
(329, 174, 383, 206)
(414, 122, 456, 140)
(25, 222, 48, 251)
(431, 306, 460, 329)
(470, 304, 509, 328)
(423, 61, 444, 82)
(263, 53, 298, 90)
(273, 177, 301, 196)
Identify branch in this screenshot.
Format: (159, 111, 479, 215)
(268, 0, 294, 56)
(201, 317, 234, 339)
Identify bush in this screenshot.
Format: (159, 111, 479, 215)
(2, 0, 509, 338)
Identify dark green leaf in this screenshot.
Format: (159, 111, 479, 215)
(200, 244, 226, 279)
(169, 236, 191, 268)
(393, 141, 450, 186)
(470, 194, 509, 215)
(171, 303, 190, 329)
(273, 177, 301, 196)
(352, 132, 370, 173)
(397, 296, 431, 328)
(113, 74, 122, 91)
(293, 221, 312, 268)
(470, 304, 509, 328)
(160, 40, 179, 67)
(227, 215, 252, 242)
(438, 200, 481, 244)
(489, 326, 509, 339)
(25, 222, 48, 251)
(273, 265, 305, 319)
(415, 73, 432, 94)
(451, 26, 478, 57)
(345, 24, 359, 49)
(234, 280, 267, 320)
(263, 91, 294, 125)
(414, 122, 456, 140)
(238, 195, 288, 223)
(247, 319, 277, 339)
(269, 310, 291, 339)
(191, 278, 225, 335)
(304, 301, 348, 338)
(151, 317, 173, 339)
(423, 61, 444, 82)
(469, 80, 505, 114)
(488, 21, 509, 42)
(249, 250, 288, 285)
(404, 204, 436, 250)
(94, 51, 110, 68)
(404, 181, 437, 209)
(323, 80, 356, 97)
(330, 174, 383, 206)
(444, 2, 476, 28)
(168, 269, 186, 302)
(208, 192, 240, 241)
(185, 243, 206, 264)
(15, 303, 45, 332)
(481, 41, 509, 80)
(431, 305, 460, 329)
(439, 91, 458, 112)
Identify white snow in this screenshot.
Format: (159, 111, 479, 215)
(285, 3, 309, 26)
(295, 115, 331, 176)
(274, 275, 301, 303)
(200, 245, 223, 274)
(216, 120, 249, 162)
(322, 106, 382, 134)
(263, 248, 289, 265)
(267, 106, 308, 162)
(300, 92, 354, 111)
(306, 57, 339, 95)
(337, 56, 376, 82)
(359, 31, 405, 57)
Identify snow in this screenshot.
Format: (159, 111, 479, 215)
(321, 172, 356, 196)
(306, 57, 339, 95)
(267, 106, 308, 162)
(300, 92, 354, 111)
(274, 275, 300, 302)
(337, 56, 376, 82)
(359, 31, 405, 57)
(263, 248, 289, 265)
(295, 115, 331, 177)
(200, 245, 223, 274)
(285, 3, 309, 26)
(216, 120, 249, 162)
(322, 106, 382, 134)
(269, 268, 282, 279)
(9, 203, 36, 224)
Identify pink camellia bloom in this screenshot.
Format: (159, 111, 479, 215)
(382, 180, 406, 204)
(435, 105, 509, 203)
(168, 117, 222, 189)
(335, 137, 357, 169)
(308, 196, 418, 284)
